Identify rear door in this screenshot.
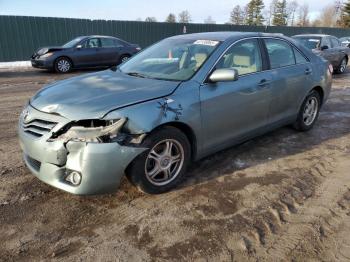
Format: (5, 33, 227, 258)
(263, 38, 313, 124)
(321, 37, 339, 67)
(330, 36, 347, 66)
(100, 37, 120, 65)
(200, 38, 272, 151)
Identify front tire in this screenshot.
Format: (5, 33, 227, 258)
(54, 57, 72, 73)
(293, 90, 321, 131)
(126, 127, 191, 194)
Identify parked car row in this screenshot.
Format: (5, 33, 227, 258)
(31, 33, 350, 75)
(292, 34, 350, 74)
(31, 35, 141, 73)
(21, 32, 332, 195)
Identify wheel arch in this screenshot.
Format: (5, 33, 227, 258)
(54, 56, 74, 68)
(150, 121, 197, 161)
(311, 86, 324, 106)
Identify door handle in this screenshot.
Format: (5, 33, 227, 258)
(258, 79, 271, 88)
(305, 68, 312, 75)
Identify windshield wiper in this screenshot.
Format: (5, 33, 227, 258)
(126, 72, 147, 78)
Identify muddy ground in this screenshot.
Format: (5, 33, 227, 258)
(0, 68, 350, 262)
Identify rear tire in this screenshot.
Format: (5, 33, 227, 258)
(126, 127, 191, 194)
(293, 90, 321, 131)
(336, 57, 347, 74)
(54, 57, 72, 73)
(118, 55, 130, 65)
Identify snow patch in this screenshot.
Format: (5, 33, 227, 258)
(0, 61, 31, 69)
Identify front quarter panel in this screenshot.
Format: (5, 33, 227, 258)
(104, 80, 203, 158)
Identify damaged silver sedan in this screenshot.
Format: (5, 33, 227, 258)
(19, 32, 332, 195)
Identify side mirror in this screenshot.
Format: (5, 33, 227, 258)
(208, 68, 239, 83)
(76, 45, 82, 49)
(321, 45, 329, 50)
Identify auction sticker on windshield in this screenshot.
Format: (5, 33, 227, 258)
(193, 40, 220, 46)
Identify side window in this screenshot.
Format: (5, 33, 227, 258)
(321, 37, 331, 48)
(113, 39, 125, 47)
(101, 38, 116, 48)
(83, 38, 101, 48)
(330, 37, 340, 48)
(294, 47, 308, 64)
(216, 39, 262, 76)
(265, 39, 295, 69)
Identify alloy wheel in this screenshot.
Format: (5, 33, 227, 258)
(121, 56, 129, 63)
(145, 139, 185, 186)
(340, 59, 347, 73)
(57, 59, 71, 73)
(303, 97, 318, 126)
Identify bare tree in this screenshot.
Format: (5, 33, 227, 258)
(297, 4, 310, 26)
(316, 4, 339, 27)
(266, 0, 278, 26)
(145, 17, 157, 22)
(230, 5, 245, 25)
(204, 16, 216, 24)
(287, 0, 298, 26)
(178, 10, 192, 23)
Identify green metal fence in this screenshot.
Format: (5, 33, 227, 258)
(1, 15, 350, 62)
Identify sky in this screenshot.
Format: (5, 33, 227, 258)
(0, 0, 332, 24)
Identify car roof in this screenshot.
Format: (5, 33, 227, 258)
(169, 31, 287, 42)
(76, 35, 118, 39)
(293, 34, 332, 38)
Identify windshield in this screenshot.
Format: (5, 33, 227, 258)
(63, 37, 85, 48)
(293, 37, 321, 50)
(120, 38, 221, 81)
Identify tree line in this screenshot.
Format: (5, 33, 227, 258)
(142, 0, 350, 28)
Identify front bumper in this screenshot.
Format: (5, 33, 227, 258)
(18, 106, 146, 195)
(31, 58, 54, 69)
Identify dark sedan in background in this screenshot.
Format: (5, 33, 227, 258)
(31, 35, 141, 73)
(292, 34, 350, 74)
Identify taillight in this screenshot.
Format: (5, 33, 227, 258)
(328, 64, 333, 74)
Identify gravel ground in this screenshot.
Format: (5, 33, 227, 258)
(0, 68, 350, 261)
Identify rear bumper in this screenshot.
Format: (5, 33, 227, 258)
(18, 106, 146, 195)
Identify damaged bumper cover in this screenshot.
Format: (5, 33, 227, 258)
(18, 106, 147, 195)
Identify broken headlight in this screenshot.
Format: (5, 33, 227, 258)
(51, 118, 127, 143)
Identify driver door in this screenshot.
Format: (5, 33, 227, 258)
(200, 38, 272, 153)
(74, 38, 103, 67)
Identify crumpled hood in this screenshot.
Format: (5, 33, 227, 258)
(30, 70, 180, 120)
(35, 46, 66, 56)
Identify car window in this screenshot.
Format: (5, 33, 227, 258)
(265, 39, 295, 69)
(114, 39, 126, 47)
(216, 39, 262, 76)
(321, 37, 331, 48)
(101, 38, 117, 48)
(293, 37, 321, 50)
(294, 47, 308, 64)
(330, 37, 340, 48)
(120, 38, 221, 81)
(83, 38, 101, 48)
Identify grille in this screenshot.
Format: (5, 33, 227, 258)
(25, 155, 41, 172)
(22, 118, 57, 138)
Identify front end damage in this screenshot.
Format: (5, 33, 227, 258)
(18, 105, 147, 195)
